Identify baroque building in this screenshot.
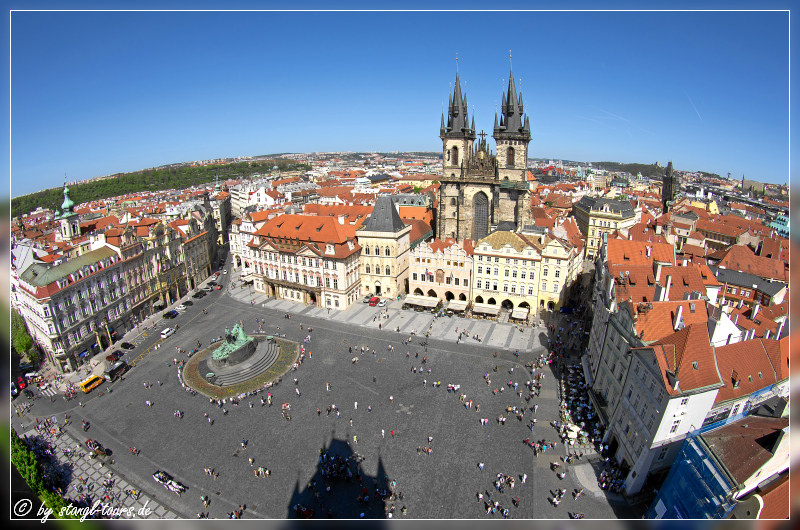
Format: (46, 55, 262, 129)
(437, 65, 532, 241)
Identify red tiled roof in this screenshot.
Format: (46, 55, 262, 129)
(757, 475, 789, 519)
(711, 245, 788, 282)
(635, 300, 708, 343)
(607, 239, 675, 266)
(713, 338, 784, 404)
(646, 323, 722, 394)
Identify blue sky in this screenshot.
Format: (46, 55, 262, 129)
(6, 4, 794, 198)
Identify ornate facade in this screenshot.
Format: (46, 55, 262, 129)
(437, 66, 532, 241)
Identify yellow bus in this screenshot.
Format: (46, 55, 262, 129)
(80, 375, 105, 393)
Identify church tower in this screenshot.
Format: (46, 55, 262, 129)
(493, 67, 531, 183)
(436, 59, 533, 242)
(662, 161, 675, 213)
(440, 70, 475, 180)
(56, 178, 80, 242)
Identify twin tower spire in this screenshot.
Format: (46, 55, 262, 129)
(440, 60, 531, 141)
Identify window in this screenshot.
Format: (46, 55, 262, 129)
(555, 269, 560, 279)
(455, 278, 460, 286)
(680, 398, 689, 406)
(504, 269, 510, 278)
(503, 283, 509, 293)
(385, 266, 390, 275)
(648, 379, 655, 393)
(512, 270, 518, 278)
(494, 257, 499, 263)
(657, 391, 664, 403)
(476, 280, 482, 289)
(385, 247, 391, 256)
(505, 258, 510, 264)
(642, 403, 648, 417)
(477, 266, 483, 274)
(303, 274, 308, 285)
(669, 420, 681, 434)
(374, 247, 379, 255)
(412, 273, 418, 281)
(513, 259, 518, 265)
(333, 279, 338, 289)
(463, 279, 468, 287)
(492, 282, 498, 291)
(553, 283, 558, 293)
(325, 277, 331, 288)
(477, 255, 483, 261)
(627, 387, 633, 400)
(542, 282, 547, 291)
(521, 271, 526, 279)
(365, 265, 371, 274)
(494, 268, 499, 276)
(657, 447, 668, 461)
(633, 394, 641, 409)
(647, 415, 655, 430)
(543, 268, 548, 277)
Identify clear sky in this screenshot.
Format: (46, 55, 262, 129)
(6, 3, 793, 198)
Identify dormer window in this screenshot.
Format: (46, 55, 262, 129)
(692, 361, 698, 370)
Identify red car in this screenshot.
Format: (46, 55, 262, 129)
(216, 285, 222, 290)
(16, 376, 27, 389)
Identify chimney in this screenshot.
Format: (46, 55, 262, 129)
(726, 333, 733, 345)
(337, 215, 345, 225)
(646, 246, 651, 258)
(776, 320, 785, 338)
(752, 303, 760, 319)
(655, 262, 663, 283)
(664, 275, 672, 301)
(655, 223, 662, 235)
(673, 305, 684, 330)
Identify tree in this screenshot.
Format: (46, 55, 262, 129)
(11, 310, 33, 358)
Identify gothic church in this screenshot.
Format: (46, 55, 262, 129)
(436, 65, 532, 241)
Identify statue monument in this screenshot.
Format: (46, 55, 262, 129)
(210, 322, 257, 367)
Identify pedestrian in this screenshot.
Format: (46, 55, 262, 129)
(382, 429, 385, 439)
(391, 430, 395, 438)
(354, 401, 358, 410)
(479, 462, 484, 472)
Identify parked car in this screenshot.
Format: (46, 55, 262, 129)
(223, 269, 228, 275)
(19, 361, 34, 371)
(120, 342, 135, 350)
(362, 294, 374, 303)
(105, 351, 122, 363)
(160, 328, 176, 339)
(11, 381, 18, 398)
(201, 286, 213, 293)
(192, 291, 206, 299)
(208, 281, 217, 287)
(16, 376, 27, 389)
(369, 296, 380, 307)
(378, 300, 387, 307)
(183, 300, 193, 306)
(216, 285, 222, 290)
(175, 304, 187, 312)
(163, 310, 179, 319)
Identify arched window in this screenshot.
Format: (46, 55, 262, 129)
(450, 198, 456, 206)
(365, 246, 370, 255)
(365, 265, 370, 274)
(385, 247, 391, 256)
(507, 147, 515, 168)
(374, 246, 379, 256)
(452, 146, 459, 165)
(385, 265, 391, 275)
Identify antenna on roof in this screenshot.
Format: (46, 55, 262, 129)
(456, 52, 458, 73)
(509, 50, 513, 71)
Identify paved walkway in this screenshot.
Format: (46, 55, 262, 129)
(19, 425, 183, 519)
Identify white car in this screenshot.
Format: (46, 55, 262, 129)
(223, 269, 228, 275)
(175, 304, 187, 312)
(160, 328, 176, 339)
(378, 300, 387, 307)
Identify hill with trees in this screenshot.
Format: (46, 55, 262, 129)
(11, 159, 310, 219)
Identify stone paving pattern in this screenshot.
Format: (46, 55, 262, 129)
(14, 259, 641, 519)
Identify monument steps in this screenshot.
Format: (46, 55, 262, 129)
(213, 342, 281, 386)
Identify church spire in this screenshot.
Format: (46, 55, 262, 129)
(441, 61, 475, 141)
(494, 54, 530, 140)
